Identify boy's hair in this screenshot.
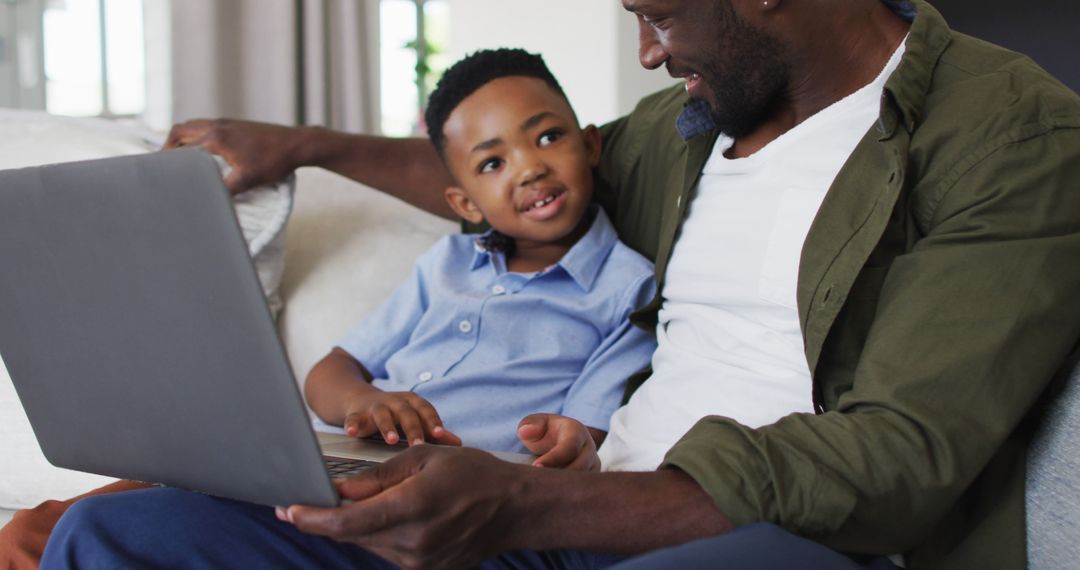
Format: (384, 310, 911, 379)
(424, 48, 570, 158)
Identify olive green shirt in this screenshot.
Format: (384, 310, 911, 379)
(593, 2, 1080, 568)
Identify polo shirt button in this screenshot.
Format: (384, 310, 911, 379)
(491, 285, 506, 295)
(458, 320, 473, 333)
(418, 371, 433, 382)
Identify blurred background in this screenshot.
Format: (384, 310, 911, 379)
(0, 0, 1075, 136)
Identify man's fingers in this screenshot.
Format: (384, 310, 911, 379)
(222, 168, 252, 195)
(163, 120, 209, 149)
(286, 503, 372, 541)
(334, 446, 432, 501)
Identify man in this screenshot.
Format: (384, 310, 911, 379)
(39, 0, 1080, 568)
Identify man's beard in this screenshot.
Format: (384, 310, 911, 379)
(700, 7, 790, 138)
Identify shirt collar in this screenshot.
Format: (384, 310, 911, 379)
(878, 0, 950, 139)
(470, 206, 619, 291)
(676, 99, 716, 141)
(674, 0, 923, 142)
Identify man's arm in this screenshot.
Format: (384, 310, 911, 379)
(281, 445, 733, 570)
(665, 128, 1080, 555)
(165, 119, 457, 218)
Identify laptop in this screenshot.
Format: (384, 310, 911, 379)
(0, 148, 532, 508)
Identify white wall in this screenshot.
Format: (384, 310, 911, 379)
(446, 1, 676, 127)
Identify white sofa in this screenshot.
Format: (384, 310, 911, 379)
(0, 114, 456, 526)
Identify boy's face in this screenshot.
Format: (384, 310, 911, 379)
(442, 76, 600, 249)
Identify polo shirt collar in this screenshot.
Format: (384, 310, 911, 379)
(470, 206, 618, 291)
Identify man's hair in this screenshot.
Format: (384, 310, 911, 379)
(424, 48, 569, 157)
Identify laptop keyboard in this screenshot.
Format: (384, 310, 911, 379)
(324, 457, 378, 477)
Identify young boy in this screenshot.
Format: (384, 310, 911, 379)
(304, 47, 656, 461)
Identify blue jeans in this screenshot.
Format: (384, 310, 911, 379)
(42, 487, 897, 569)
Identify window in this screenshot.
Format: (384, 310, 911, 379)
(42, 0, 146, 118)
(379, 0, 449, 136)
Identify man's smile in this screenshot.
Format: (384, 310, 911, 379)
(668, 63, 706, 97)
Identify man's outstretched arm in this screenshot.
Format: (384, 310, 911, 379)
(165, 119, 457, 219)
(280, 445, 733, 570)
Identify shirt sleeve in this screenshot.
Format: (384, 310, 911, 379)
(336, 239, 442, 378)
(660, 127, 1080, 554)
(560, 272, 658, 431)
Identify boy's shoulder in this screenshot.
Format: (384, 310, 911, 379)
(419, 233, 482, 265)
(608, 238, 655, 276)
(594, 236, 656, 291)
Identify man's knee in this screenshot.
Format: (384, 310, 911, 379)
(0, 499, 78, 569)
(43, 491, 173, 566)
(48, 494, 115, 546)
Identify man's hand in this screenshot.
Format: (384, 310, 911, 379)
(517, 414, 601, 470)
(164, 119, 305, 194)
(278, 445, 735, 568)
(344, 391, 462, 447)
(279, 445, 531, 570)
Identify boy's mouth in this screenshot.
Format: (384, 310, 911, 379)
(520, 189, 564, 213)
(519, 188, 568, 220)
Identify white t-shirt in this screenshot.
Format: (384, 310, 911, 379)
(600, 41, 907, 472)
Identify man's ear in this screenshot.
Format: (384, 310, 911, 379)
(444, 186, 485, 224)
(582, 124, 602, 168)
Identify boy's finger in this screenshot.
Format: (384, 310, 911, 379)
(533, 444, 576, 468)
(371, 406, 400, 445)
(566, 444, 601, 471)
(392, 406, 427, 446)
(516, 414, 552, 446)
(432, 428, 463, 446)
(532, 433, 582, 468)
(344, 412, 375, 438)
(408, 397, 451, 440)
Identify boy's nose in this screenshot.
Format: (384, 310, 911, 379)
(515, 156, 549, 187)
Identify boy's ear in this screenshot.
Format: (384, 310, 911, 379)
(582, 124, 602, 168)
(444, 186, 485, 224)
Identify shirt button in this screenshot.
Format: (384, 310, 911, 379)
(418, 371, 433, 382)
(491, 285, 506, 295)
(458, 320, 473, 333)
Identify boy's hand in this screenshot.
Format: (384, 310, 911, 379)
(516, 414, 601, 471)
(344, 391, 462, 447)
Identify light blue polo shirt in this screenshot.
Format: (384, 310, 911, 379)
(337, 209, 657, 453)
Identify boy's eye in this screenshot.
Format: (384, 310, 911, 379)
(538, 130, 562, 147)
(479, 158, 503, 174)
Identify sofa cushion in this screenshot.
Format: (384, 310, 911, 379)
(1026, 363, 1080, 568)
